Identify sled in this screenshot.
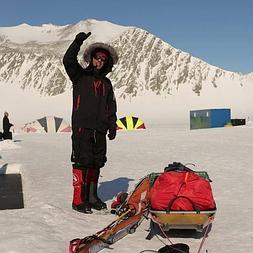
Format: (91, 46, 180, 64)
(69, 176, 150, 253)
(149, 209, 216, 232)
(69, 211, 146, 253)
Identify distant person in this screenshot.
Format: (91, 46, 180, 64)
(2, 112, 13, 140)
(63, 32, 118, 214)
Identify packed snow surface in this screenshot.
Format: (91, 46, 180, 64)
(1, 124, 253, 253)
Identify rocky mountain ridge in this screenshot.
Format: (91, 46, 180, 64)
(0, 19, 252, 97)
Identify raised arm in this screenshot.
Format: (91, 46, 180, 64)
(63, 32, 91, 84)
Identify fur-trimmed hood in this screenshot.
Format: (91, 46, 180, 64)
(83, 42, 119, 65)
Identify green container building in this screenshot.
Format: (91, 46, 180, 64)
(190, 108, 231, 130)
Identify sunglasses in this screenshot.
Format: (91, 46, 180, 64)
(93, 55, 107, 62)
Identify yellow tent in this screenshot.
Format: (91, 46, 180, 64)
(116, 116, 146, 131)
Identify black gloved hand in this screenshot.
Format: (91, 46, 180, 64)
(108, 128, 116, 140)
(75, 32, 91, 45)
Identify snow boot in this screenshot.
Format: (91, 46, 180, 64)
(72, 202, 92, 214)
(89, 182, 107, 210)
(72, 167, 92, 214)
(87, 168, 107, 210)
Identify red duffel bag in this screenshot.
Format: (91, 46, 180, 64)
(150, 163, 216, 211)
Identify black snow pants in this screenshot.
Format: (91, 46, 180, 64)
(71, 128, 107, 169)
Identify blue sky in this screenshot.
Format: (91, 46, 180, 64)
(1, 0, 253, 73)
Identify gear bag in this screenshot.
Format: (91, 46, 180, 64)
(150, 162, 216, 211)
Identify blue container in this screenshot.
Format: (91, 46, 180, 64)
(190, 108, 231, 129)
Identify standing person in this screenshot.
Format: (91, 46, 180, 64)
(63, 32, 118, 214)
(2, 112, 13, 140)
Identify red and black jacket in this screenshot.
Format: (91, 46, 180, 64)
(63, 38, 117, 134)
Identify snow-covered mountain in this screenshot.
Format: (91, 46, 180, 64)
(0, 19, 253, 126)
(1, 19, 252, 97)
(0, 20, 129, 96)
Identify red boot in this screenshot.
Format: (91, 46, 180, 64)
(72, 166, 92, 214)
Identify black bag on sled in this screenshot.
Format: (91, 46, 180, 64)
(158, 243, 190, 253)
